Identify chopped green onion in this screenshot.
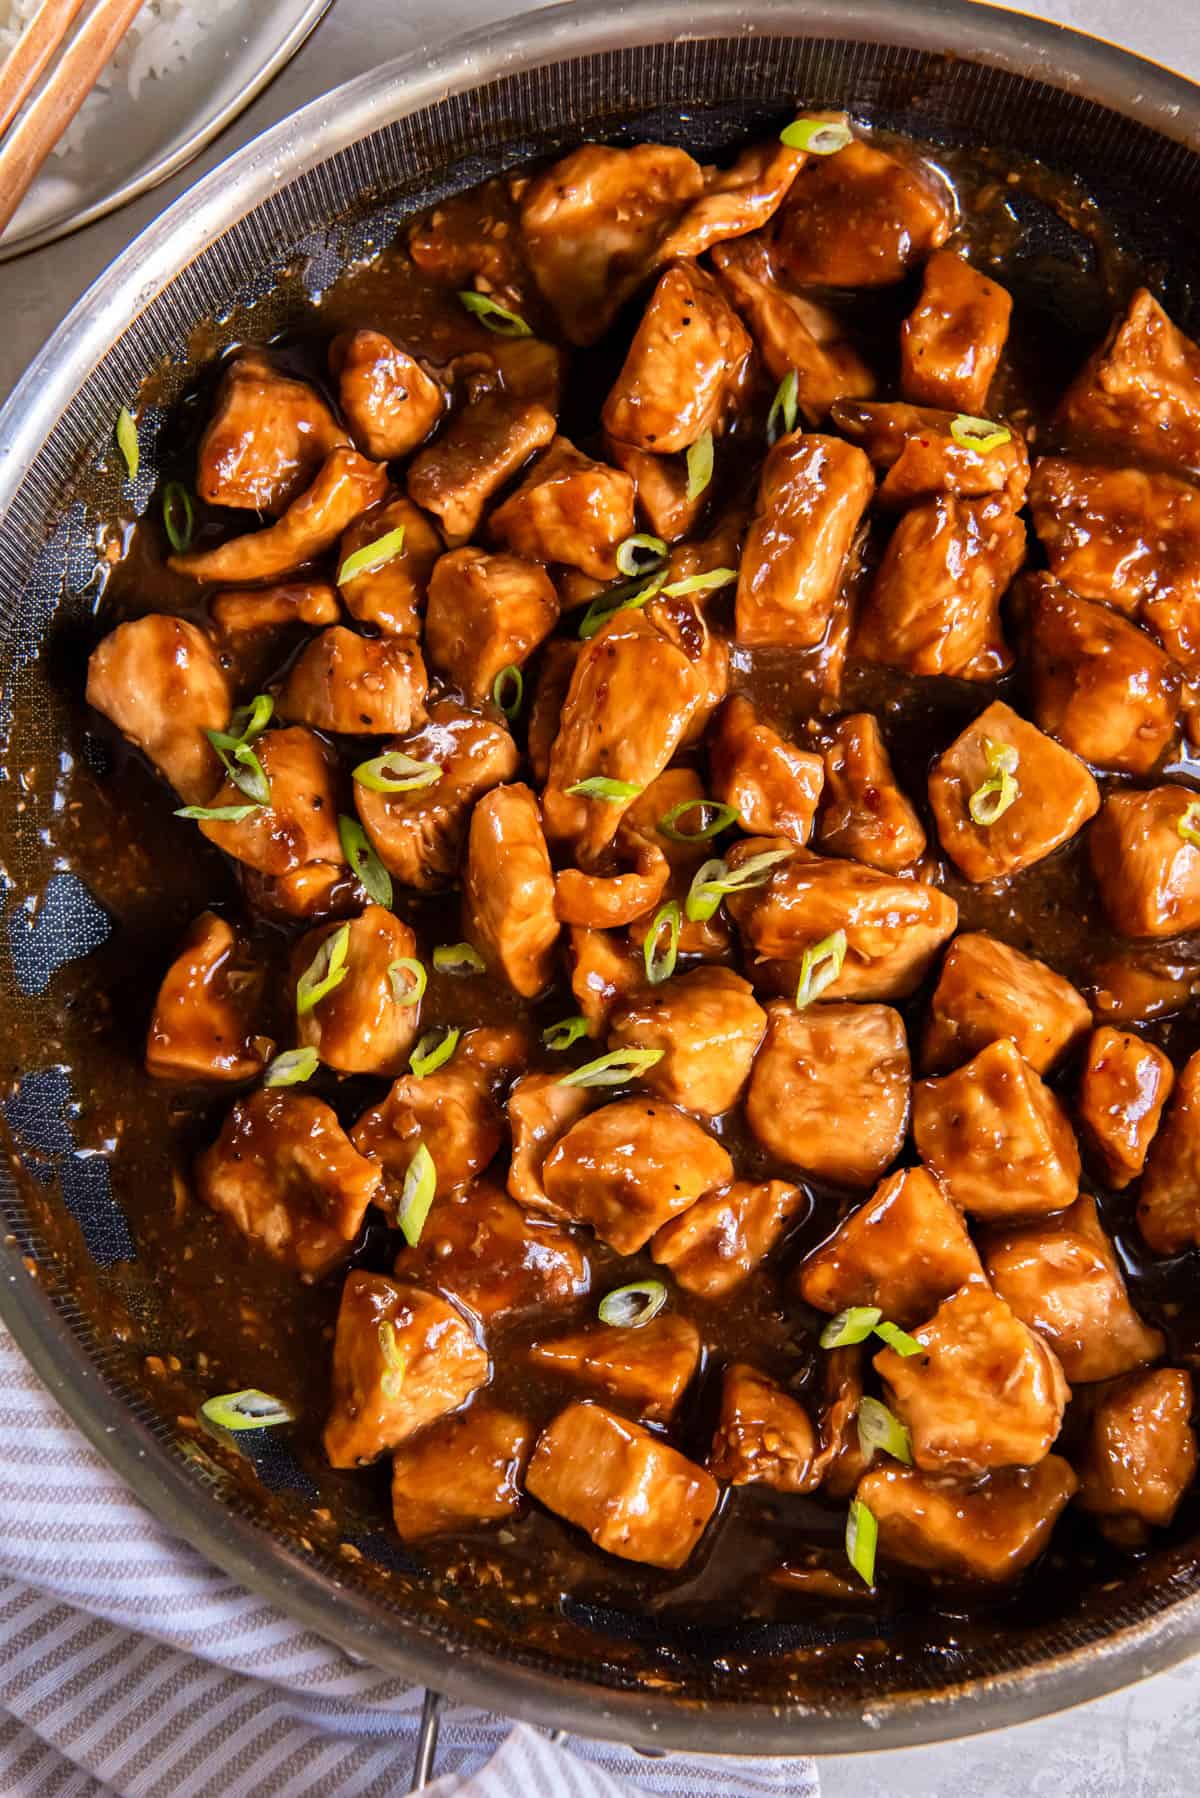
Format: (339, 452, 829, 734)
(396, 1142, 437, 1245)
(263, 1046, 319, 1088)
(338, 813, 393, 906)
(874, 1320, 923, 1358)
(846, 1497, 878, 1587)
(410, 1026, 460, 1078)
(116, 406, 139, 480)
(949, 413, 1012, 453)
(564, 776, 642, 802)
(684, 847, 793, 922)
(578, 569, 668, 640)
(433, 941, 486, 975)
(857, 1395, 913, 1465)
(353, 751, 443, 794)
(616, 533, 669, 577)
(337, 526, 407, 587)
(558, 1048, 664, 1088)
(227, 693, 273, 742)
(686, 429, 714, 503)
(388, 956, 426, 1007)
(766, 369, 799, 444)
(206, 695, 274, 805)
(1177, 798, 1200, 848)
(658, 797, 739, 842)
(201, 1389, 293, 1432)
(296, 922, 351, 1016)
(175, 801, 261, 822)
(492, 663, 524, 719)
(458, 290, 532, 337)
(795, 929, 848, 1008)
(643, 901, 680, 985)
(780, 117, 853, 155)
(162, 481, 195, 553)
(598, 1281, 668, 1329)
(542, 1015, 590, 1052)
(968, 736, 1020, 827)
(819, 1306, 883, 1349)
(662, 566, 737, 598)
(377, 1320, 408, 1399)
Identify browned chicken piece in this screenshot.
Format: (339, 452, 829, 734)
(489, 435, 636, 578)
(406, 395, 556, 544)
(391, 1406, 532, 1539)
(912, 1037, 1081, 1220)
(409, 176, 529, 299)
(1027, 577, 1179, 775)
(394, 1178, 589, 1325)
(606, 966, 766, 1117)
(199, 727, 343, 877)
(447, 337, 567, 413)
(922, 932, 1091, 1076)
(526, 1400, 719, 1568)
(567, 925, 648, 1035)
(424, 548, 558, 703)
(651, 1178, 805, 1298)
(352, 1029, 511, 1205)
(860, 1457, 1078, 1582)
(506, 1072, 593, 1219)
(708, 695, 824, 845)
(746, 1000, 910, 1188)
(809, 1344, 872, 1499)
(797, 1166, 982, 1326)
(542, 1097, 734, 1253)
(86, 615, 230, 805)
(736, 433, 874, 647)
(1078, 1026, 1175, 1188)
(606, 438, 705, 544)
(554, 837, 670, 930)
(832, 397, 1030, 509)
(709, 1364, 816, 1492)
(644, 584, 731, 747)
(984, 1193, 1164, 1385)
(529, 1313, 700, 1421)
(241, 859, 358, 925)
(1076, 1368, 1197, 1545)
(323, 1272, 487, 1467)
(292, 904, 422, 1078)
(196, 1089, 380, 1277)
(1089, 784, 1200, 939)
(211, 582, 341, 639)
(1088, 952, 1198, 1026)
(899, 251, 1012, 414)
(725, 838, 958, 1002)
(601, 263, 752, 454)
(336, 493, 443, 637)
(329, 328, 444, 460)
(146, 912, 267, 1083)
(1138, 1048, 1200, 1255)
(355, 699, 518, 891)
(280, 627, 427, 736)
(462, 783, 559, 999)
(527, 638, 579, 786)
(653, 139, 806, 260)
(1056, 287, 1200, 473)
(171, 447, 388, 583)
(855, 495, 1023, 680)
(928, 700, 1100, 884)
(876, 1282, 1070, 1474)
(776, 139, 954, 287)
(196, 352, 348, 513)
(815, 713, 927, 873)
(622, 767, 736, 964)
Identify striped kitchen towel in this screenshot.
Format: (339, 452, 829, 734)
(0, 1328, 818, 1797)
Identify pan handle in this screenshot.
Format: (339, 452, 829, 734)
(408, 1691, 573, 1790)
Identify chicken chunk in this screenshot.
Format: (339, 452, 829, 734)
(323, 1273, 487, 1467)
(832, 398, 1030, 508)
(196, 1090, 380, 1276)
(542, 1097, 733, 1253)
(735, 432, 874, 647)
(1027, 578, 1179, 774)
(352, 1033, 509, 1205)
(860, 1457, 1077, 1582)
(708, 695, 824, 845)
(621, 768, 736, 964)
(607, 967, 766, 1116)
(606, 438, 706, 544)
(567, 925, 648, 1036)
(330, 328, 444, 460)
(447, 337, 566, 413)
(1087, 952, 1198, 1026)
(527, 638, 579, 785)
(644, 584, 730, 745)
(601, 262, 752, 454)
(292, 904, 422, 1077)
(746, 1000, 910, 1188)
(653, 139, 806, 261)
(815, 713, 927, 872)
(170, 447, 388, 582)
(211, 581, 340, 641)
(797, 1166, 982, 1326)
(279, 627, 427, 736)
(1138, 1049, 1200, 1255)
(145, 912, 267, 1084)
(1076, 1369, 1197, 1545)
(86, 615, 230, 805)
(709, 1364, 816, 1492)
(337, 493, 443, 637)
(921, 933, 1091, 1076)
(506, 1072, 592, 1219)
(928, 700, 1100, 883)
(406, 395, 556, 543)
(809, 1345, 872, 1499)
(1056, 287, 1200, 473)
(553, 837, 670, 930)
(489, 435, 636, 578)
(391, 1406, 532, 1539)
(1089, 784, 1200, 939)
(651, 1178, 805, 1298)
(461, 783, 559, 999)
(855, 495, 1023, 680)
(899, 251, 1012, 414)
(875, 1282, 1069, 1474)
(196, 353, 348, 514)
(775, 139, 954, 287)
(424, 548, 558, 703)
(529, 1313, 700, 1422)
(199, 727, 343, 877)
(394, 1178, 589, 1325)
(1078, 1026, 1175, 1189)
(526, 1401, 719, 1568)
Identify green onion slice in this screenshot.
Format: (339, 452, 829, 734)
(227, 693, 273, 742)
(658, 797, 739, 842)
(206, 694, 274, 805)
(819, 1306, 883, 1349)
(662, 567, 737, 598)
(1177, 798, 1200, 849)
(201, 1388, 293, 1432)
(263, 1046, 319, 1088)
(116, 406, 139, 480)
(396, 1142, 437, 1246)
(578, 569, 668, 640)
(685, 429, 714, 503)
(795, 929, 848, 1008)
(598, 1280, 668, 1329)
(684, 847, 793, 923)
(492, 663, 524, 719)
(558, 1048, 664, 1088)
(643, 901, 680, 986)
(353, 750, 443, 794)
(433, 941, 486, 975)
(542, 1014, 590, 1052)
(564, 776, 642, 802)
(378, 1319, 407, 1399)
(766, 369, 799, 444)
(616, 533, 669, 577)
(175, 802, 261, 823)
(458, 290, 532, 337)
(337, 526, 407, 587)
(846, 1497, 878, 1588)
(410, 1026, 460, 1078)
(162, 481, 195, 553)
(296, 922, 351, 1017)
(949, 413, 1013, 453)
(874, 1320, 923, 1358)
(857, 1395, 913, 1466)
(780, 117, 853, 155)
(968, 736, 1020, 827)
(388, 956, 426, 1007)
(338, 813, 393, 907)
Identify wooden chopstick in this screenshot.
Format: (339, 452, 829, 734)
(0, 0, 145, 239)
(0, 0, 89, 139)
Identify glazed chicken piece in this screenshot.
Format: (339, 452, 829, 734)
(1089, 785, 1200, 940)
(529, 1313, 701, 1422)
(1056, 287, 1200, 473)
(406, 394, 556, 543)
(292, 904, 423, 1078)
(644, 583, 730, 745)
(745, 1000, 910, 1188)
(928, 700, 1100, 884)
(651, 1177, 805, 1298)
(832, 397, 1029, 509)
(170, 447, 388, 582)
(1138, 1048, 1200, 1255)
(336, 493, 443, 637)
(567, 925, 648, 1035)
(775, 138, 954, 287)
(394, 1178, 589, 1326)
(391, 1406, 532, 1539)
(709, 1364, 816, 1492)
(1087, 952, 1199, 1026)
(899, 251, 1013, 414)
(527, 638, 579, 785)
(913, 1037, 1080, 1220)
(86, 614, 230, 805)
(424, 548, 558, 703)
(526, 1401, 719, 1569)
(1076, 1369, 1197, 1546)
(145, 912, 268, 1083)
(653, 138, 806, 260)
(354, 699, 518, 891)
(735, 432, 874, 647)
(211, 581, 341, 639)
(621, 767, 736, 964)
(352, 1027, 515, 1205)
(854, 494, 1023, 680)
(814, 713, 927, 873)
(859, 1457, 1078, 1582)
(796, 1166, 982, 1326)
(195, 352, 348, 513)
(921, 932, 1091, 1076)
(241, 858, 359, 925)
(601, 262, 752, 453)
(708, 695, 825, 845)
(409, 176, 529, 298)
(606, 438, 706, 544)
(506, 1072, 592, 1219)
(809, 1345, 873, 1499)
(280, 627, 427, 736)
(875, 1282, 1070, 1475)
(196, 1089, 380, 1277)
(607, 967, 767, 1116)
(489, 435, 636, 578)
(329, 328, 444, 460)
(541, 1097, 734, 1253)
(553, 834, 670, 931)
(323, 1272, 487, 1467)
(199, 727, 343, 877)
(1078, 1026, 1175, 1189)
(448, 337, 567, 413)
(462, 783, 559, 999)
